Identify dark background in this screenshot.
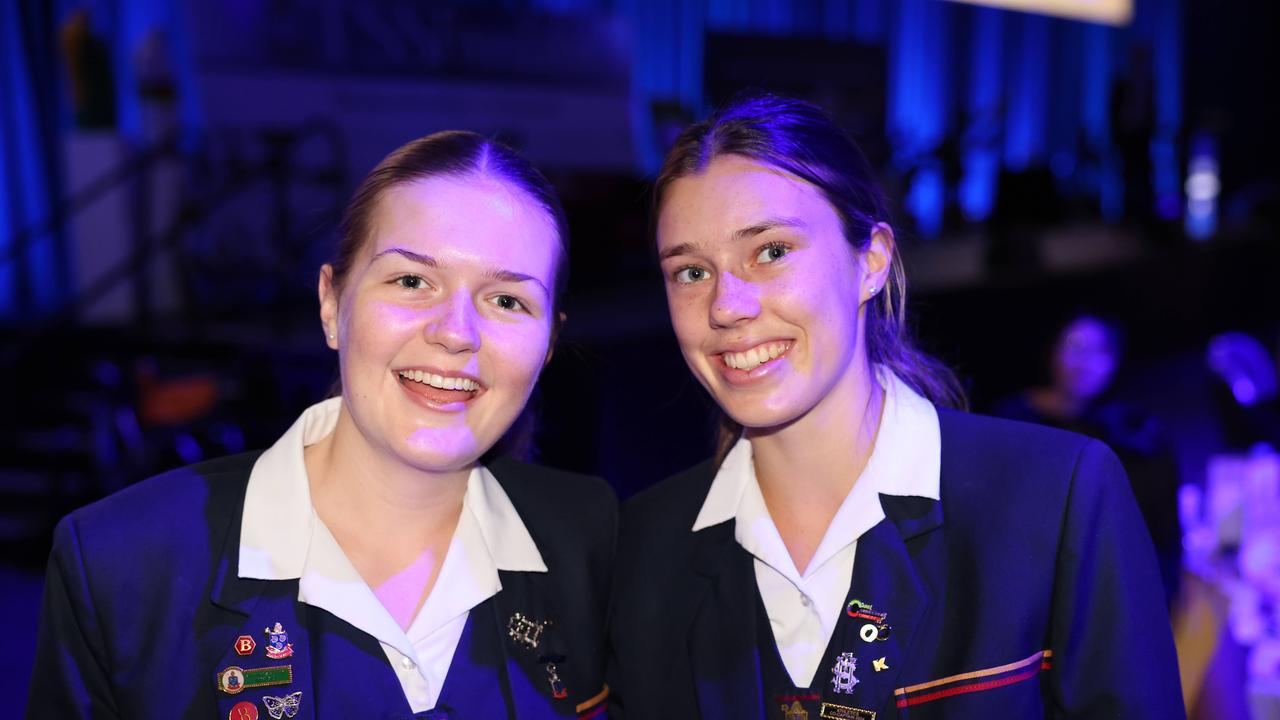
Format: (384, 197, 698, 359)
(2, 0, 1277, 713)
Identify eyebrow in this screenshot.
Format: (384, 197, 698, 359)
(657, 217, 807, 262)
(371, 247, 550, 296)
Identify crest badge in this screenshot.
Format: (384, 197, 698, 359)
(263, 622, 294, 660)
(831, 652, 859, 694)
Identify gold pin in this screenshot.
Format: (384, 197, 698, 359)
(507, 612, 549, 650)
(872, 657, 889, 672)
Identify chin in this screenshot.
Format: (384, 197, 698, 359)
(402, 427, 487, 472)
(719, 398, 808, 433)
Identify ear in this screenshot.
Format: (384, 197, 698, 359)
(861, 223, 895, 302)
(544, 310, 567, 368)
(318, 264, 340, 350)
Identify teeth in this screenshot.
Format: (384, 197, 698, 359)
(399, 371, 478, 392)
(723, 342, 790, 372)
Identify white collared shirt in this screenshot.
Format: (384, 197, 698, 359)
(691, 369, 941, 687)
(238, 397, 547, 712)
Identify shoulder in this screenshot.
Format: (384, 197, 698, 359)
(621, 458, 716, 536)
(938, 409, 1114, 478)
(486, 456, 618, 543)
(488, 456, 616, 514)
(936, 409, 1128, 520)
(615, 457, 717, 572)
(52, 452, 261, 566)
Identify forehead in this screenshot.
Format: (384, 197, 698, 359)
(367, 174, 560, 276)
(656, 155, 836, 245)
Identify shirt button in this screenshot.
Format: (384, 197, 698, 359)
(800, 594, 812, 607)
(401, 656, 416, 670)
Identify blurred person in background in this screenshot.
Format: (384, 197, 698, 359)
(27, 132, 615, 718)
(609, 94, 1181, 718)
(995, 314, 1182, 604)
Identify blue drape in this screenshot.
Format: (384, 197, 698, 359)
(1, 0, 67, 319)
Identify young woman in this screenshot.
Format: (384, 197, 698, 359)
(609, 95, 1182, 718)
(29, 132, 615, 719)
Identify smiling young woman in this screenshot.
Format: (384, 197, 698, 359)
(608, 95, 1182, 718)
(29, 132, 616, 718)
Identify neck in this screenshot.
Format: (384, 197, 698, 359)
(304, 404, 470, 628)
(748, 359, 885, 574)
(306, 409, 470, 537)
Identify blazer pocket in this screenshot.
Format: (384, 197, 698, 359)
(893, 650, 1051, 710)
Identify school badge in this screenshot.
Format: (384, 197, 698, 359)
(263, 622, 294, 660)
(831, 652, 859, 694)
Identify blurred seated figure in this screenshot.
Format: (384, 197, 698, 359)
(1209, 330, 1280, 453)
(995, 314, 1181, 603)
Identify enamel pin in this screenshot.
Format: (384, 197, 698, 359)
(229, 701, 259, 720)
(216, 665, 294, 695)
(263, 622, 294, 660)
(847, 599, 891, 642)
(830, 652, 859, 694)
(544, 662, 568, 699)
(845, 599, 886, 623)
(234, 635, 256, 656)
(507, 612, 549, 650)
(262, 691, 303, 719)
(781, 700, 809, 720)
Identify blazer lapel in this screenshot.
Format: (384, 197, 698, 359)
(492, 570, 577, 719)
(837, 494, 942, 716)
(201, 474, 314, 720)
(687, 520, 765, 719)
(210, 531, 316, 720)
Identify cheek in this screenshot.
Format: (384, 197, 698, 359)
(666, 290, 709, 346)
(344, 302, 421, 361)
(484, 322, 552, 386)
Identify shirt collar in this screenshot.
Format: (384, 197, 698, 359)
(238, 397, 547, 582)
(691, 368, 942, 534)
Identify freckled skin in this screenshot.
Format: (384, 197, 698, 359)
(321, 175, 559, 474)
(656, 155, 875, 431)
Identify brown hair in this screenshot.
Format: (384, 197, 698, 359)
(653, 93, 966, 460)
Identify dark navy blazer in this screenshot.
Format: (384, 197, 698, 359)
(609, 411, 1184, 718)
(27, 452, 616, 719)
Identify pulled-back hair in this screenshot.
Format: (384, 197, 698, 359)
(653, 93, 966, 457)
(334, 130, 569, 311)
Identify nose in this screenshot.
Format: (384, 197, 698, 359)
(709, 271, 760, 328)
(424, 290, 480, 354)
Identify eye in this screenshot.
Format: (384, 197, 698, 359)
(673, 266, 710, 285)
(489, 294, 527, 312)
(393, 275, 429, 290)
(755, 242, 789, 264)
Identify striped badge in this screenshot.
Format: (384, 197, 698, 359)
(894, 649, 1051, 708)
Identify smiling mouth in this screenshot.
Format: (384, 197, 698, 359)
(720, 341, 792, 372)
(398, 369, 481, 392)
(396, 369, 484, 409)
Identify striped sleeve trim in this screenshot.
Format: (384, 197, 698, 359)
(894, 650, 1052, 708)
(576, 684, 609, 717)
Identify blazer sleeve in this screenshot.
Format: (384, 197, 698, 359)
(26, 516, 120, 719)
(1049, 439, 1185, 718)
